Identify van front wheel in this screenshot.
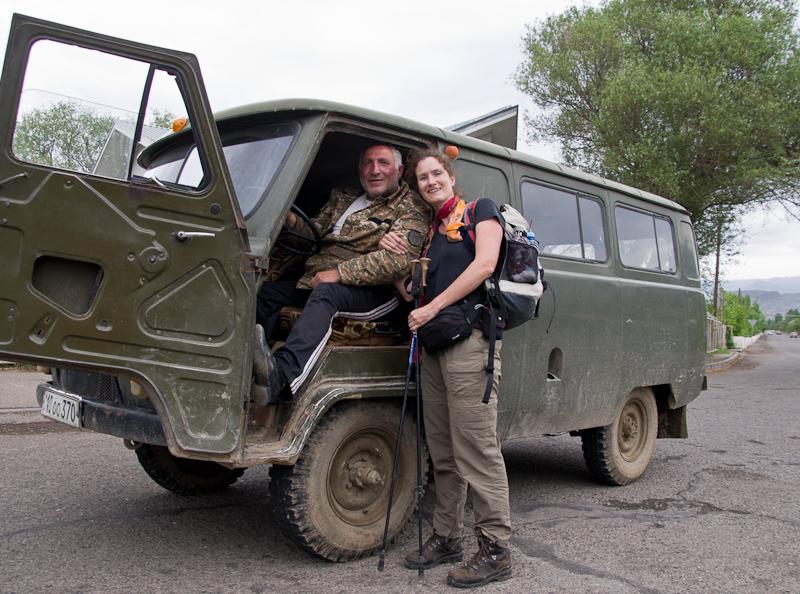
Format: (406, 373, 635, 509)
(581, 387, 657, 486)
(269, 399, 424, 562)
(135, 444, 245, 495)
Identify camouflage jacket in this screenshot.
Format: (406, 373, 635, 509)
(294, 182, 432, 290)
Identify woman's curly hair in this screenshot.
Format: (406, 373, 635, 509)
(403, 147, 457, 194)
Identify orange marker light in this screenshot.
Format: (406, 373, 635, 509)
(172, 118, 187, 132)
(445, 145, 459, 159)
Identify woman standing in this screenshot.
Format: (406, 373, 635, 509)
(382, 147, 512, 588)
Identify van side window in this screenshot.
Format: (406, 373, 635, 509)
(678, 221, 700, 280)
(520, 180, 607, 262)
(12, 39, 201, 185)
(454, 160, 510, 203)
(615, 206, 677, 273)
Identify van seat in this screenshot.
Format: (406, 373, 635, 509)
(273, 306, 408, 346)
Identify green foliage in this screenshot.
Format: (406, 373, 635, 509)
(515, 0, 800, 256)
(724, 291, 766, 335)
(147, 108, 177, 130)
(726, 325, 735, 349)
(13, 101, 114, 173)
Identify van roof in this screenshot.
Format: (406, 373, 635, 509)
(213, 98, 688, 215)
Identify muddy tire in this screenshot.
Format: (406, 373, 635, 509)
(581, 387, 657, 486)
(269, 399, 425, 562)
(135, 444, 244, 495)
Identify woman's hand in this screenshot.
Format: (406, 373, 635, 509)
(379, 231, 408, 255)
(408, 302, 439, 332)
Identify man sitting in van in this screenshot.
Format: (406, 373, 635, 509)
(253, 144, 431, 402)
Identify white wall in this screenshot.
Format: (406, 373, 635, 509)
(733, 333, 762, 349)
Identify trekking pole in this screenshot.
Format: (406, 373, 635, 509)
(378, 260, 424, 572)
(414, 257, 430, 577)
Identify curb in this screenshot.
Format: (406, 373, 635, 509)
(705, 351, 742, 372)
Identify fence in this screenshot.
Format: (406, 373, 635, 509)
(706, 313, 727, 352)
(733, 333, 762, 349)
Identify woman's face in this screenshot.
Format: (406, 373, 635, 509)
(415, 156, 456, 209)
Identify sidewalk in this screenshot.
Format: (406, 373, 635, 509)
(0, 369, 47, 427)
(705, 350, 741, 372)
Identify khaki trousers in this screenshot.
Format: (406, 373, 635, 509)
(420, 328, 512, 546)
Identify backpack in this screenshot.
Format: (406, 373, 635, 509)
(462, 201, 555, 403)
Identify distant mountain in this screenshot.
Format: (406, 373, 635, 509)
(722, 276, 800, 317)
(723, 276, 800, 293)
(732, 290, 800, 317)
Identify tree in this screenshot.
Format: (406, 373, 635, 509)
(698, 206, 744, 317)
(724, 291, 766, 335)
(13, 101, 114, 173)
(147, 108, 178, 130)
(515, 0, 800, 257)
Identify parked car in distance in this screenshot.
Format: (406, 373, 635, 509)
(791, 332, 798, 338)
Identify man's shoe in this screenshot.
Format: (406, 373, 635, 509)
(405, 532, 463, 569)
(447, 533, 512, 588)
(252, 324, 285, 403)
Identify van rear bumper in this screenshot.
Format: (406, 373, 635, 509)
(36, 382, 167, 446)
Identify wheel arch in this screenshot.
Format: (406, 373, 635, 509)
(246, 387, 414, 467)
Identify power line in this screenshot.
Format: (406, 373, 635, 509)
(21, 88, 137, 115)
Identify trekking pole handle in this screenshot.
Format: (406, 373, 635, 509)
(418, 258, 431, 288)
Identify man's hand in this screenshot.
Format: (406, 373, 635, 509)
(310, 269, 342, 289)
(393, 275, 413, 302)
(378, 231, 408, 255)
(285, 211, 297, 229)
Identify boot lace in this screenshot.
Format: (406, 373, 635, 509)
(465, 537, 493, 569)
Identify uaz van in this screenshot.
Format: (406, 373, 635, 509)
(0, 15, 706, 561)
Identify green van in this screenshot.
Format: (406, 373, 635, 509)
(0, 15, 706, 561)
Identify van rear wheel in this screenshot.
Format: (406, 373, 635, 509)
(581, 387, 657, 486)
(269, 399, 424, 562)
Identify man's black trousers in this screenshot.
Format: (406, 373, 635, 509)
(255, 281, 400, 394)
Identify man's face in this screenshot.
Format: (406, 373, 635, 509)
(359, 146, 403, 198)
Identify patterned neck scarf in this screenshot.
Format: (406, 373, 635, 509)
(422, 196, 466, 256)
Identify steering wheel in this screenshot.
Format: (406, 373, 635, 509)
(276, 204, 322, 256)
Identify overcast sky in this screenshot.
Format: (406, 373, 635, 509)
(1, 0, 798, 282)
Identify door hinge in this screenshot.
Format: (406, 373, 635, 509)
(243, 253, 269, 272)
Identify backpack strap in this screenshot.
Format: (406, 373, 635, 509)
(460, 200, 478, 245)
(463, 199, 508, 404)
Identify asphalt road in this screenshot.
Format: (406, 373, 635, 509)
(1, 336, 798, 594)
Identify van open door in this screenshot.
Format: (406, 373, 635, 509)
(0, 15, 254, 456)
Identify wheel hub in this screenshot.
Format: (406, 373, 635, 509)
(328, 430, 397, 527)
(618, 401, 646, 461)
(347, 459, 383, 489)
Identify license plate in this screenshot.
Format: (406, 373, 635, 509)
(41, 390, 82, 428)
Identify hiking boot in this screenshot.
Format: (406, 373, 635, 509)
(447, 533, 512, 588)
(405, 532, 464, 569)
(252, 324, 285, 403)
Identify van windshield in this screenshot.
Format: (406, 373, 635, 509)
(145, 122, 298, 218)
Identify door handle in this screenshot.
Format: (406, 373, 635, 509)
(175, 231, 216, 241)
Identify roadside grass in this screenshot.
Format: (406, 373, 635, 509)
(0, 362, 39, 372)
